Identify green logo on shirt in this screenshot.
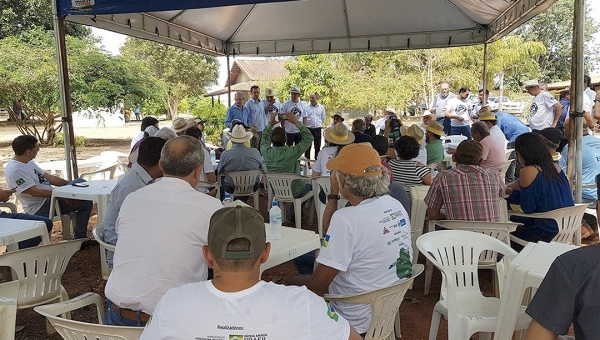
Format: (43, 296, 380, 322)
(15, 178, 25, 186)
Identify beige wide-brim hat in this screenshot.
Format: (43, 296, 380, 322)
(225, 124, 253, 143)
(478, 106, 498, 121)
(422, 110, 432, 117)
(324, 123, 355, 145)
(290, 86, 302, 94)
(523, 79, 539, 89)
(264, 88, 278, 97)
(172, 117, 194, 133)
(400, 124, 425, 146)
(426, 121, 445, 136)
(384, 106, 396, 115)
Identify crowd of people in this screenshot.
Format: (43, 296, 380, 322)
(0, 77, 598, 339)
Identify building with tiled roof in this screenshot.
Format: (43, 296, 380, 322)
(207, 59, 290, 103)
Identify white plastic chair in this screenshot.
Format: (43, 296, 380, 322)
(79, 163, 118, 180)
(35, 292, 144, 340)
(92, 224, 115, 280)
(312, 176, 349, 237)
(488, 160, 513, 183)
(324, 264, 424, 340)
(408, 185, 429, 266)
(504, 149, 514, 160)
(509, 204, 588, 247)
(0, 280, 19, 340)
(265, 173, 314, 229)
(423, 220, 521, 297)
(219, 170, 263, 210)
(0, 240, 83, 334)
(417, 230, 529, 340)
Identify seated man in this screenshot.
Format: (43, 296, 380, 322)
(425, 140, 505, 221)
(104, 136, 223, 326)
(525, 244, 600, 340)
(261, 112, 314, 199)
(4, 135, 93, 239)
(217, 124, 265, 200)
(0, 188, 53, 249)
(141, 205, 361, 340)
(285, 144, 412, 335)
(184, 126, 217, 185)
(471, 121, 505, 167)
(103, 137, 166, 269)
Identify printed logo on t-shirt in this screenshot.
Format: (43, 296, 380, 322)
(326, 302, 339, 322)
(530, 102, 538, 116)
(229, 336, 243, 340)
(383, 227, 390, 234)
(387, 248, 412, 279)
(34, 168, 49, 185)
(455, 104, 468, 115)
(322, 234, 330, 247)
(268, 105, 279, 114)
(291, 106, 302, 118)
(15, 178, 25, 186)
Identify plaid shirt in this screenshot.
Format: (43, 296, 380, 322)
(424, 164, 505, 221)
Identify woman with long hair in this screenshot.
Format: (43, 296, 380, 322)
(506, 132, 574, 250)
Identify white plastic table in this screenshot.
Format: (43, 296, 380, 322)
(494, 241, 578, 340)
(261, 224, 321, 272)
(37, 157, 105, 178)
(49, 180, 117, 239)
(0, 219, 50, 252)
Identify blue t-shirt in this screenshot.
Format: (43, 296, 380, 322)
(496, 112, 529, 144)
(559, 134, 600, 200)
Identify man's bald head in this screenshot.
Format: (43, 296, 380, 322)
(160, 136, 205, 177)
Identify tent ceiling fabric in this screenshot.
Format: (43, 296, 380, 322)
(59, 0, 557, 56)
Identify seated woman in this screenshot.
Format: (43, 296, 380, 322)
(388, 135, 432, 186)
(312, 123, 354, 178)
(506, 132, 574, 251)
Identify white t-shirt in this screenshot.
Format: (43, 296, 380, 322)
(141, 280, 351, 340)
(313, 146, 337, 176)
(585, 87, 597, 103)
(317, 195, 413, 333)
(529, 91, 559, 130)
(131, 131, 145, 150)
(445, 97, 472, 127)
(281, 100, 306, 134)
(4, 159, 51, 214)
(105, 177, 223, 314)
(489, 125, 507, 149)
(435, 92, 456, 118)
(410, 146, 427, 165)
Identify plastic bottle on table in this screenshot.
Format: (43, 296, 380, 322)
(269, 201, 282, 240)
(223, 192, 232, 206)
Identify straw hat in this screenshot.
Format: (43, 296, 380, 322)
(523, 79, 539, 89)
(478, 106, 497, 121)
(426, 121, 445, 136)
(264, 88, 278, 97)
(225, 124, 253, 143)
(172, 117, 194, 133)
(384, 107, 396, 115)
(400, 124, 425, 146)
(323, 123, 355, 145)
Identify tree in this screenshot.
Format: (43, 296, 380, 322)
(120, 38, 219, 119)
(0, 28, 161, 144)
(485, 36, 546, 103)
(0, 0, 89, 39)
(514, 0, 599, 82)
(188, 97, 227, 145)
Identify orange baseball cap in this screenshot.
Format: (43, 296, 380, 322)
(327, 143, 382, 177)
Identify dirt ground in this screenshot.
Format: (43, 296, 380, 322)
(0, 119, 572, 339)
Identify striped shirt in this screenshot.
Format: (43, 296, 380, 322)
(424, 164, 505, 221)
(388, 159, 430, 186)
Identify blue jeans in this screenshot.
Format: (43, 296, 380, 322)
(292, 251, 316, 275)
(34, 197, 93, 239)
(437, 117, 451, 135)
(0, 212, 53, 249)
(286, 132, 302, 146)
(105, 300, 148, 327)
(450, 125, 472, 140)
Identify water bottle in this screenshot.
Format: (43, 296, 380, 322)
(223, 192, 232, 206)
(210, 149, 216, 165)
(269, 201, 282, 240)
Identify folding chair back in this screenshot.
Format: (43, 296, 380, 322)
(220, 170, 263, 210)
(92, 224, 115, 280)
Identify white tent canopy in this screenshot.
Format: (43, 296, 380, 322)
(60, 0, 558, 56)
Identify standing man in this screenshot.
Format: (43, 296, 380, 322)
(245, 85, 266, 150)
(262, 87, 281, 118)
(134, 104, 141, 121)
(105, 136, 223, 326)
(524, 79, 562, 130)
(472, 88, 489, 119)
(224, 92, 250, 129)
(281, 86, 306, 146)
(303, 92, 326, 159)
(445, 87, 473, 139)
(433, 81, 456, 135)
(4, 135, 93, 240)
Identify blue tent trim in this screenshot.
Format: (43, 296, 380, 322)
(57, 0, 291, 17)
